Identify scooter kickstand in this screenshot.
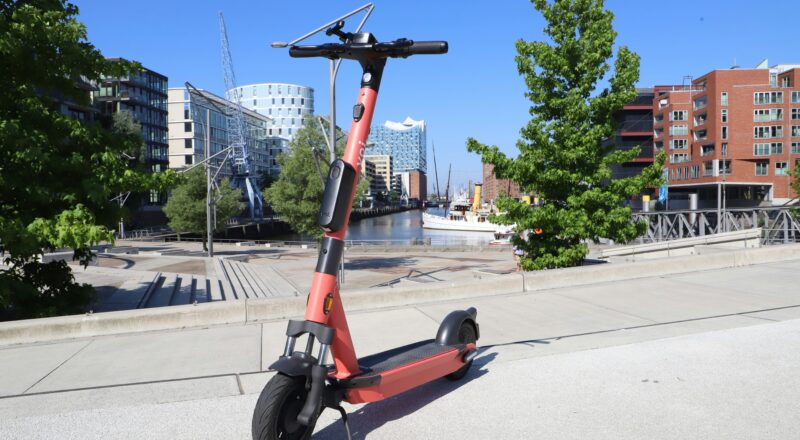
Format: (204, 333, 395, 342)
(335, 405, 352, 440)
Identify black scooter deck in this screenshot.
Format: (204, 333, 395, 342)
(336, 340, 460, 388)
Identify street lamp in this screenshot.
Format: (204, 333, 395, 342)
(270, 3, 375, 164)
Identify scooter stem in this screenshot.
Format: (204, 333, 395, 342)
(304, 54, 387, 379)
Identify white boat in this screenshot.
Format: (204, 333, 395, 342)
(422, 187, 513, 233)
(421, 211, 502, 232)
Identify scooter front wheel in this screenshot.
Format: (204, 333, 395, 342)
(252, 373, 317, 440)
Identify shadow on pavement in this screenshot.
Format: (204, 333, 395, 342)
(313, 350, 497, 439)
(344, 257, 417, 270)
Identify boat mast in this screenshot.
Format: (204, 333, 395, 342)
(432, 141, 441, 204)
(444, 163, 451, 215)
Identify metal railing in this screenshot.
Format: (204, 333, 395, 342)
(632, 207, 800, 245)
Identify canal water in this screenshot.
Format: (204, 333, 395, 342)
(277, 208, 495, 246)
(347, 208, 493, 246)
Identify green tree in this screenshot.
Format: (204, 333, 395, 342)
(467, 0, 664, 270)
(163, 168, 244, 251)
(265, 119, 369, 238)
(0, 1, 176, 320)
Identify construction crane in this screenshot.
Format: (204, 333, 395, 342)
(219, 12, 264, 220)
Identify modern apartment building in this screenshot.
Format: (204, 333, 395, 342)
(608, 88, 662, 180)
(656, 62, 800, 208)
(166, 88, 276, 177)
(364, 154, 393, 194)
(367, 117, 427, 173)
(228, 83, 314, 174)
(93, 62, 169, 220)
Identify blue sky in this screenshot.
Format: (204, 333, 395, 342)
(75, 0, 798, 191)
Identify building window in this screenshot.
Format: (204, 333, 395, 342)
(720, 160, 732, 175)
(754, 91, 784, 105)
(691, 165, 700, 178)
(721, 109, 728, 123)
(281, 98, 285, 104)
(670, 110, 688, 121)
(670, 153, 690, 163)
(670, 125, 688, 136)
(770, 72, 778, 87)
(722, 126, 728, 140)
(793, 126, 800, 137)
(301, 98, 305, 105)
(770, 142, 784, 155)
(184, 155, 192, 165)
(670, 139, 689, 149)
(701, 144, 715, 156)
(792, 109, 800, 120)
(754, 125, 784, 139)
(783, 76, 792, 87)
(776, 161, 789, 176)
(703, 161, 714, 176)
(184, 138, 192, 149)
(721, 92, 728, 106)
(793, 142, 800, 154)
(721, 143, 728, 156)
(754, 108, 784, 122)
(184, 122, 191, 132)
(793, 91, 800, 103)
(755, 161, 769, 176)
(754, 143, 771, 156)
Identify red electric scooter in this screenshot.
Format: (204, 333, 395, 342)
(252, 20, 479, 440)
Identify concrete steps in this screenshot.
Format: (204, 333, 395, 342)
(95, 272, 160, 312)
(216, 258, 301, 300)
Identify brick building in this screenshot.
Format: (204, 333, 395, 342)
(482, 163, 523, 202)
(393, 170, 427, 203)
(656, 63, 800, 208)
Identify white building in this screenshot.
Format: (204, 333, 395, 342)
(227, 83, 315, 171)
(167, 88, 279, 177)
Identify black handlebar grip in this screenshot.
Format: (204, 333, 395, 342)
(289, 45, 322, 58)
(407, 41, 448, 55)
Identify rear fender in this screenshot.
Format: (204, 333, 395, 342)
(435, 307, 479, 346)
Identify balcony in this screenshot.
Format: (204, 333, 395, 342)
(693, 95, 708, 110)
(619, 121, 653, 136)
(693, 129, 708, 141)
(693, 113, 707, 127)
(670, 154, 691, 164)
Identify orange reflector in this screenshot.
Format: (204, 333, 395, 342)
(534, 228, 543, 235)
(323, 293, 334, 315)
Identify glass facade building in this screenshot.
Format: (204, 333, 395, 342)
(367, 117, 427, 173)
(228, 83, 314, 172)
(93, 60, 168, 205)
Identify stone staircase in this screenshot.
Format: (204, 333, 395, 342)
(86, 257, 298, 312)
(214, 257, 301, 300)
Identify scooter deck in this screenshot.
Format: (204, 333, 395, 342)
(336, 339, 462, 389)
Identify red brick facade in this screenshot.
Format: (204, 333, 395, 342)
(482, 163, 523, 201)
(656, 66, 800, 206)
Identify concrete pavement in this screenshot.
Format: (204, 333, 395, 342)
(0, 256, 799, 438)
(1, 317, 800, 439)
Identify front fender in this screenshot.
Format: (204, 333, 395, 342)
(269, 352, 317, 378)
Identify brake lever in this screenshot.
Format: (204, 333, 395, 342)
(325, 20, 353, 43)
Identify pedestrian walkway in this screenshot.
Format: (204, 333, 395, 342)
(1, 258, 798, 416)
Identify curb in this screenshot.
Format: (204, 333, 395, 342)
(2, 244, 798, 346)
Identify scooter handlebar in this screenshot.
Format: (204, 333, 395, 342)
(288, 39, 448, 60)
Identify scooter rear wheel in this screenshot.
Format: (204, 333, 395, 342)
(252, 373, 316, 440)
(445, 322, 477, 381)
